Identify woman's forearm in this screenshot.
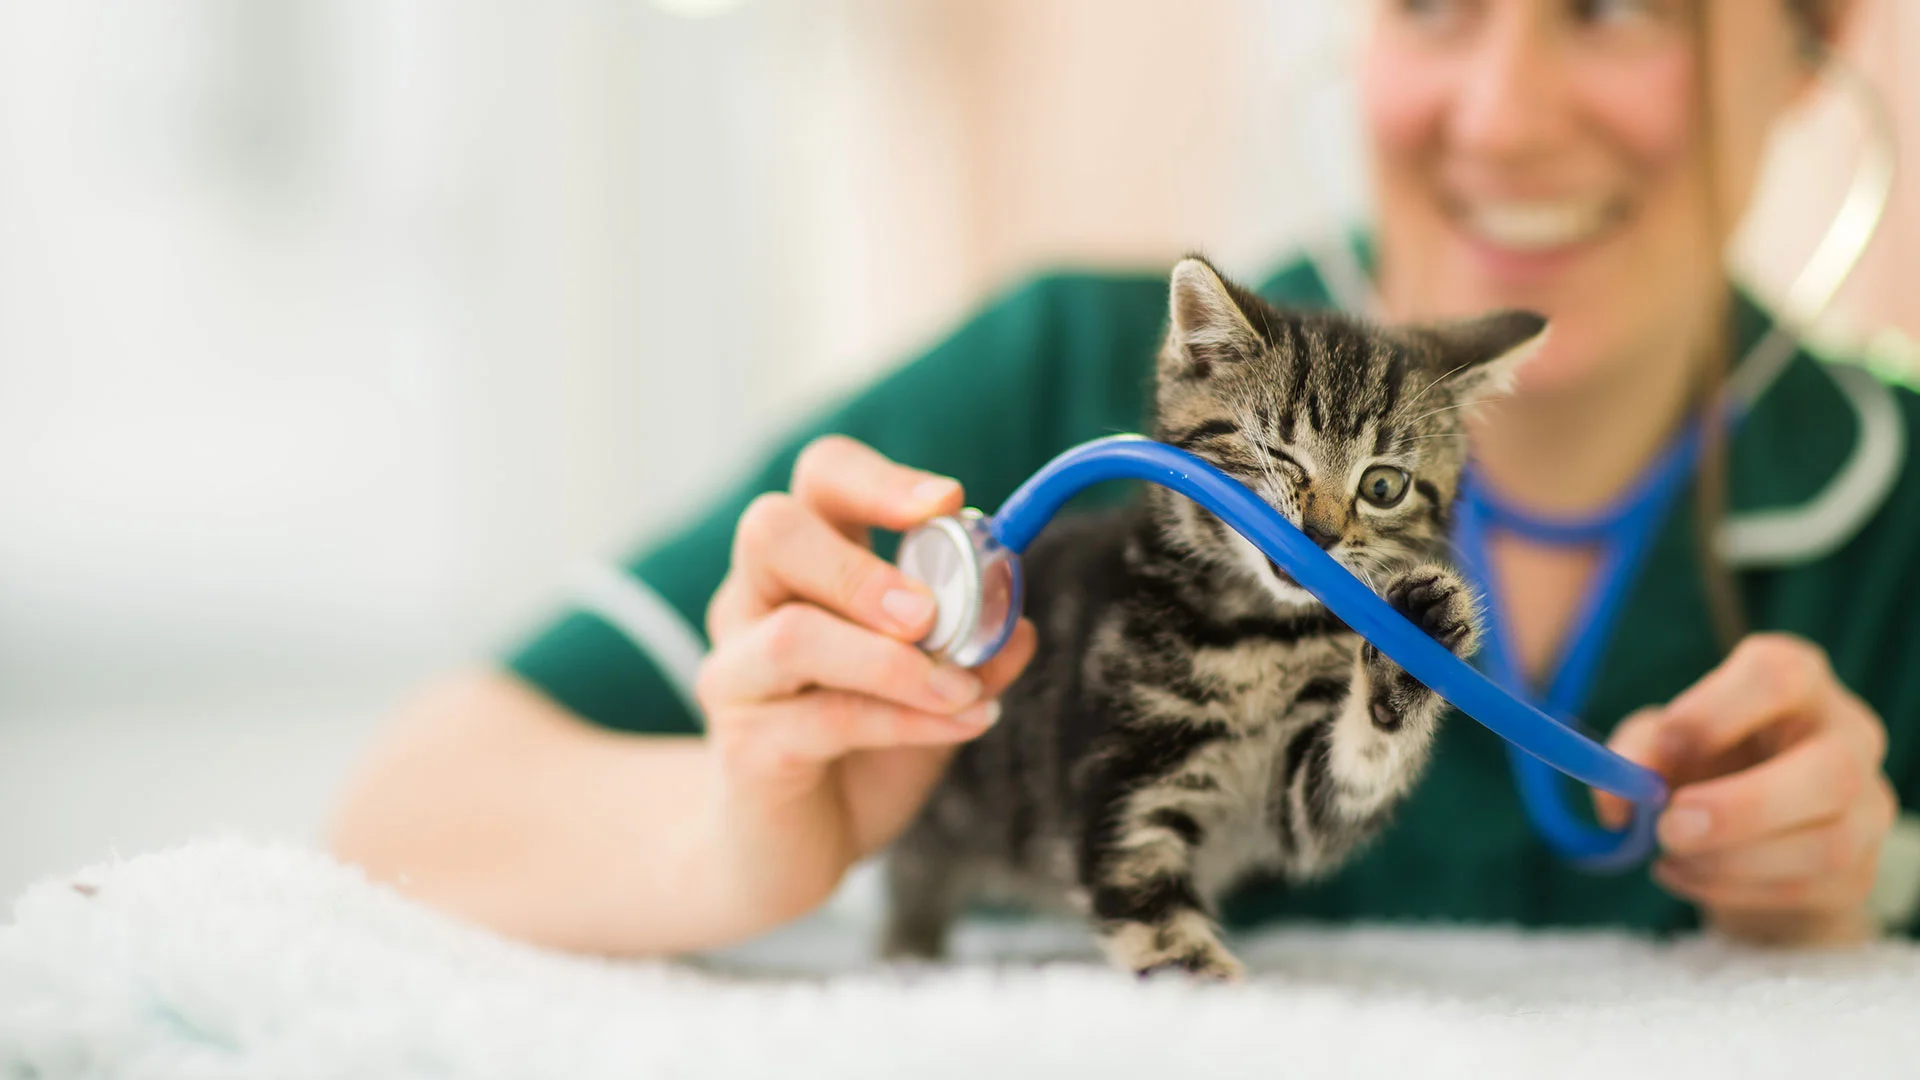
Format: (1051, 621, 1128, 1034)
(327, 669, 774, 957)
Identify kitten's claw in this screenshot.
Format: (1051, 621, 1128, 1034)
(1133, 945, 1245, 983)
(1108, 921, 1246, 983)
(1383, 564, 1479, 658)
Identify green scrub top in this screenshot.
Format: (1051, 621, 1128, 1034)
(503, 245, 1920, 937)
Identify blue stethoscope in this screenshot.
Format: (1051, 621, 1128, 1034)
(894, 434, 1678, 871)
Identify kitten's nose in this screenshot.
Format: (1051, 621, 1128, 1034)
(1302, 521, 1341, 550)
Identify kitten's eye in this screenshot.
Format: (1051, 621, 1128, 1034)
(1358, 465, 1411, 509)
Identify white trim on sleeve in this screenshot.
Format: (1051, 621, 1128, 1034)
(1872, 813, 1920, 933)
(571, 561, 710, 725)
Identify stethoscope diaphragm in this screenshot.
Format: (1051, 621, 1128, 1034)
(895, 509, 1023, 669)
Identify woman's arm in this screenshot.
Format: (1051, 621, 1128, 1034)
(328, 670, 759, 956)
(330, 440, 1036, 958)
(330, 271, 1176, 954)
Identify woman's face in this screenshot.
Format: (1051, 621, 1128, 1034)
(1360, 0, 1816, 399)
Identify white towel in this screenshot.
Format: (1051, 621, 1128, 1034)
(4, 836, 1918, 1079)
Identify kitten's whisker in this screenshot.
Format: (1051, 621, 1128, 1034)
(1401, 400, 1480, 427)
(1238, 405, 1288, 516)
(1350, 562, 1376, 592)
(1397, 357, 1479, 417)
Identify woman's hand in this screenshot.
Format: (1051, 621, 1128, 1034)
(696, 435, 1037, 932)
(1599, 634, 1897, 946)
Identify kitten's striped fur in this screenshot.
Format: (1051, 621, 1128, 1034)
(881, 256, 1547, 979)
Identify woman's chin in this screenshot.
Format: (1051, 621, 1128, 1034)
(1499, 341, 1634, 401)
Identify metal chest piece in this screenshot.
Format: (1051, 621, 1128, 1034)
(893, 509, 1023, 669)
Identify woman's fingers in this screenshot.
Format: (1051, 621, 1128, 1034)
(1653, 853, 1879, 914)
(711, 491, 942, 643)
(704, 616, 1033, 777)
(708, 616, 1037, 773)
(1656, 731, 1863, 856)
(1595, 707, 1670, 828)
(1655, 785, 1894, 884)
(707, 436, 967, 645)
(1658, 635, 1877, 765)
(701, 603, 985, 715)
(1628, 633, 1896, 945)
(791, 434, 964, 541)
(715, 692, 1000, 775)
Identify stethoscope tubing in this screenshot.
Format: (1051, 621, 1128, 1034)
(985, 435, 1669, 864)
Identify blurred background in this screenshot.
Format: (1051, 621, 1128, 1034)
(1, 0, 1916, 904)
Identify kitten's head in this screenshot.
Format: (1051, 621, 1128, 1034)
(1151, 255, 1547, 606)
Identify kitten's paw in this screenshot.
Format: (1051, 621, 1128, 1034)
(1383, 564, 1479, 658)
(1103, 916, 1245, 983)
(1132, 941, 1245, 983)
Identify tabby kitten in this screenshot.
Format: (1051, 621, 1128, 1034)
(880, 256, 1547, 980)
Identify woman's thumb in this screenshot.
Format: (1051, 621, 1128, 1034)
(1593, 707, 1673, 829)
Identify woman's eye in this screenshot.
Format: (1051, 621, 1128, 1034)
(1569, 0, 1660, 26)
(1358, 465, 1411, 508)
(1393, 0, 1472, 27)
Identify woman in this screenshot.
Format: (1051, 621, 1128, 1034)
(329, 0, 1920, 955)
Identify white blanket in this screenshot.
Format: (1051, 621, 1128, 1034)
(3, 837, 1917, 1079)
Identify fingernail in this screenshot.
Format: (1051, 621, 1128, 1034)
(928, 665, 983, 705)
(1662, 807, 1711, 846)
(955, 700, 1001, 727)
(910, 477, 960, 508)
(883, 588, 936, 630)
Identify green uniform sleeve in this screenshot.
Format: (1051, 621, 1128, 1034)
(501, 268, 1179, 735)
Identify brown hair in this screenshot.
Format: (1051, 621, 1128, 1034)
(1685, 0, 1830, 653)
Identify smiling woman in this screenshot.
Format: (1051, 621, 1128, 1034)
(326, 0, 1920, 962)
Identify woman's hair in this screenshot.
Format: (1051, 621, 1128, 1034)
(1688, 0, 1832, 653)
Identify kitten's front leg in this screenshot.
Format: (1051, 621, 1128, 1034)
(1364, 563, 1481, 727)
(1083, 780, 1243, 982)
(1287, 565, 1480, 861)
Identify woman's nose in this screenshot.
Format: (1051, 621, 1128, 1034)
(1451, 6, 1567, 160)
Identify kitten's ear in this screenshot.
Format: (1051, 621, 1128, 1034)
(1414, 310, 1549, 405)
(1164, 256, 1264, 378)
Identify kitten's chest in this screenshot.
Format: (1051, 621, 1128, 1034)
(1184, 719, 1297, 898)
(1182, 642, 1349, 895)
(1190, 635, 1349, 724)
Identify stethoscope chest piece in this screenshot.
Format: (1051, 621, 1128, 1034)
(895, 509, 1023, 669)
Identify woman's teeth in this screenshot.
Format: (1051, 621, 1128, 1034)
(1464, 200, 1610, 251)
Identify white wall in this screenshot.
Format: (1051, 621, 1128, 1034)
(0, 0, 825, 897)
